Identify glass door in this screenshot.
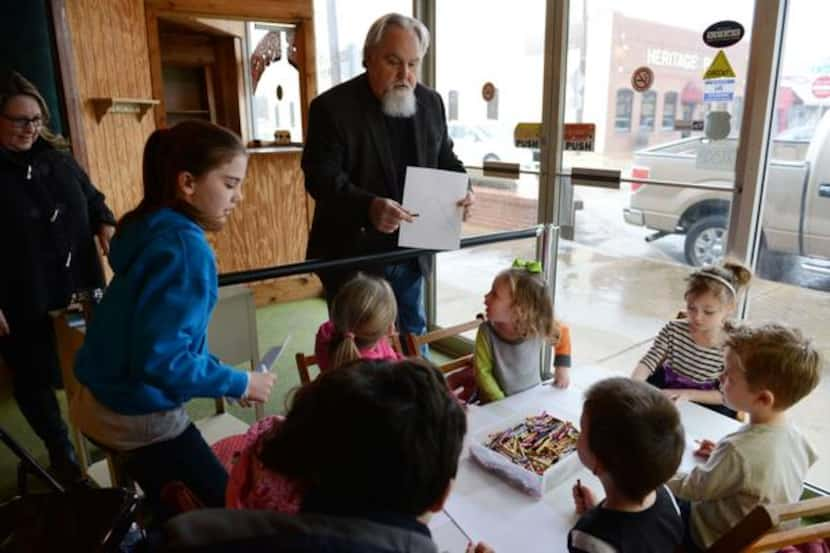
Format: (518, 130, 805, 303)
(548, 0, 756, 365)
(433, 0, 547, 332)
(745, 0, 830, 489)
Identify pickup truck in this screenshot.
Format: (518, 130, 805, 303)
(623, 112, 830, 277)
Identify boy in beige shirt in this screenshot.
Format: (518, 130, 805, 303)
(668, 323, 821, 550)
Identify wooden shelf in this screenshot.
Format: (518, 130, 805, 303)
(167, 109, 210, 115)
(91, 97, 159, 123)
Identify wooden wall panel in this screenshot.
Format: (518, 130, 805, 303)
(210, 151, 309, 272)
(65, 0, 156, 219)
(144, 0, 312, 20)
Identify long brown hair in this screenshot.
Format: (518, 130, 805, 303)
(0, 70, 66, 148)
(119, 120, 246, 232)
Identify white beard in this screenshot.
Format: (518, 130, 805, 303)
(381, 86, 417, 117)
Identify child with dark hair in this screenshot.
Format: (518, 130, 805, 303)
(669, 323, 820, 551)
(72, 121, 275, 516)
(569, 377, 686, 553)
(164, 359, 493, 553)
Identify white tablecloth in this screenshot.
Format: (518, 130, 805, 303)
(431, 365, 741, 553)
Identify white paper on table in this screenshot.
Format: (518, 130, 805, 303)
(398, 166, 468, 250)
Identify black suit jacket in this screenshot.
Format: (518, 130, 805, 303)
(302, 73, 465, 289)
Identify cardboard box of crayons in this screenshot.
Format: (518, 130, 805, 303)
(469, 411, 581, 498)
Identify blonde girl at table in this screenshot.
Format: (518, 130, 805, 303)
(475, 260, 564, 403)
(314, 273, 404, 371)
(632, 261, 752, 417)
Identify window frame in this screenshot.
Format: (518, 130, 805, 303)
(615, 88, 634, 133)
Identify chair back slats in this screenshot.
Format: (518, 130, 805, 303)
(405, 318, 483, 403)
(407, 319, 482, 355)
(707, 496, 830, 553)
(439, 354, 474, 375)
(295, 353, 316, 385)
(773, 495, 830, 521)
(747, 521, 830, 552)
(707, 504, 775, 553)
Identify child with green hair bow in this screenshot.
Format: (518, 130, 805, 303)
(475, 260, 571, 402)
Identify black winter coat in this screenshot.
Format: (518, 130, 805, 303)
(0, 138, 115, 324)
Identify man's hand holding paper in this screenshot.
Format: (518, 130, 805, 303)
(398, 166, 470, 250)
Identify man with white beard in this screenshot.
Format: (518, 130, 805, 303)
(302, 13, 473, 352)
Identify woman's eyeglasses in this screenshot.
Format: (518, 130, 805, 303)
(1, 114, 43, 129)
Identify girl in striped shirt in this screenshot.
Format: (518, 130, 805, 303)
(632, 261, 752, 417)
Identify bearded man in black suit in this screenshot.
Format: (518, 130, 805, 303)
(302, 13, 473, 350)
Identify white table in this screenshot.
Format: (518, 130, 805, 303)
(432, 365, 741, 553)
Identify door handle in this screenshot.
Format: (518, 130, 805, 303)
(820, 183, 830, 198)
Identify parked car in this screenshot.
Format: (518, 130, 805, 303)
(623, 111, 830, 277)
(448, 121, 536, 170)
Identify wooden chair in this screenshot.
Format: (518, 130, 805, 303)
(406, 317, 484, 402)
(295, 332, 404, 385)
(52, 310, 134, 489)
(407, 318, 482, 372)
(706, 495, 830, 552)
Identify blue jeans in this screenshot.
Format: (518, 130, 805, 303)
(384, 260, 428, 356)
(123, 423, 227, 521)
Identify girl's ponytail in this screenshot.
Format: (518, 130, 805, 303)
(723, 259, 752, 291)
(118, 127, 173, 233)
(328, 331, 363, 371)
(327, 273, 398, 370)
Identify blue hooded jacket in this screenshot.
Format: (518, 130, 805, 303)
(75, 208, 248, 415)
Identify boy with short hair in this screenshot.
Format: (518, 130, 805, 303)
(668, 323, 821, 551)
(570, 377, 686, 553)
(162, 359, 492, 553)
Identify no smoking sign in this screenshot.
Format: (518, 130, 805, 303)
(631, 66, 654, 93)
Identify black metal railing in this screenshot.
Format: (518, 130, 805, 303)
(218, 227, 541, 286)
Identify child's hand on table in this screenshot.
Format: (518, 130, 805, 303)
(662, 388, 690, 402)
(572, 479, 596, 514)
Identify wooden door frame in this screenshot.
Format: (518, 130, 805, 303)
(48, 0, 90, 171)
(143, 0, 316, 135)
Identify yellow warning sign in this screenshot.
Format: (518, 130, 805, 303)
(703, 50, 736, 80)
(514, 122, 542, 148)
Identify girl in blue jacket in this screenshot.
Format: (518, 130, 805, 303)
(72, 120, 275, 516)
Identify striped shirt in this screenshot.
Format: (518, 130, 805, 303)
(639, 319, 724, 385)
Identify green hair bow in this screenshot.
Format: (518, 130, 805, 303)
(512, 258, 542, 273)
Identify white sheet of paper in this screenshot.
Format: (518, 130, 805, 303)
(398, 166, 468, 250)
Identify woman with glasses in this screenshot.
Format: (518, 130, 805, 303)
(0, 71, 115, 486)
